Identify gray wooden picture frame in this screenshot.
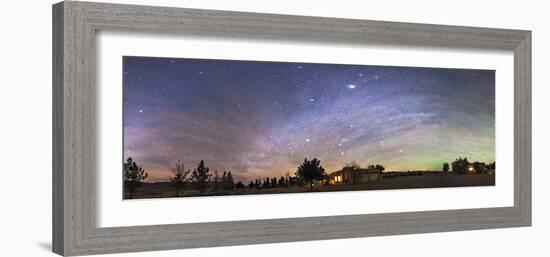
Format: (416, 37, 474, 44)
(52, 1, 531, 256)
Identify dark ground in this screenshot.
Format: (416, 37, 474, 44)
(124, 173, 495, 199)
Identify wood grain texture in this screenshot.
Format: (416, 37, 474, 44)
(514, 32, 532, 224)
(52, 2, 65, 255)
(52, 1, 532, 256)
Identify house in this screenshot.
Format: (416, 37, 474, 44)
(329, 166, 382, 184)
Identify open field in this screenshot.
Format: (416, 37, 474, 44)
(124, 173, 495, 199)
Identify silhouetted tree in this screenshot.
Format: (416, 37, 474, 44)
(296, 177, 306, 187)
(367, 164, 385, 172)
(296, 158, 326, 191)
(288, 176, 299, 187)
(190, 160, 211, 195)
(287, 177, 294, 187)
(123, 157, 148, 199)
(278, 176, 286, 187)
(248, 181, 254, 189)
(254, 179, 261, 189)
(271, 177, 278, 188)
(442, 162, 450, 174)
(170, 160, 190, 197)
(263, 177, 270, 188)
(473, 161, 485, 174)
(488, 161, 496, 172)
(345, 161, 361, 170)
(452, 157, 469, 174)
(224, 171, 235, 190)
(222, 171, 227, 186)
(235, 181, 245, 189)
(212, 170, 220, 192)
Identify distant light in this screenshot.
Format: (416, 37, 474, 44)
(309, 98, 315, 102)
(139, 109, 143, 113)
(347, 84, 357, 89)
(305, 138, 310, 143)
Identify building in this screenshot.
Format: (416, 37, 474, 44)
(329, 167, 382, 184)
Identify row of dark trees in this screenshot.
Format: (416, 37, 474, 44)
(170, 160, 252, 196)
(442, 158, 496, 174)
(123, 157, 330, 198)
(344, 161, 385, 172)
(248, 175, 306, 190)
(242, 158, 329, 191)
(170, 159, 234, 196)
(123, 158, 218, 198)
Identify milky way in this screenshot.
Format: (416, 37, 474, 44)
(123, 56, 495, 182)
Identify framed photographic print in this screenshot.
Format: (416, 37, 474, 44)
(52, 1, 531, 256)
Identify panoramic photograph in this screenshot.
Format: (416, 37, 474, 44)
(122, 56, 495, 199)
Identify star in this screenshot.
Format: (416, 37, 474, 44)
(347, 84, 357, 89)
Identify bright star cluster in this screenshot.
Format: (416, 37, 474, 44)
(123, 56, 495, 182)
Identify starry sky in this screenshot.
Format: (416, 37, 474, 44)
(123, 56, 495, 182)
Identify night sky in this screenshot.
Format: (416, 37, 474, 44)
(123, 56, 495, 182)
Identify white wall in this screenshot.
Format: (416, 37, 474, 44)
(0, 0, 548, 256)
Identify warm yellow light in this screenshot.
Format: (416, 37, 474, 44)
(468, 167, 474, 171)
